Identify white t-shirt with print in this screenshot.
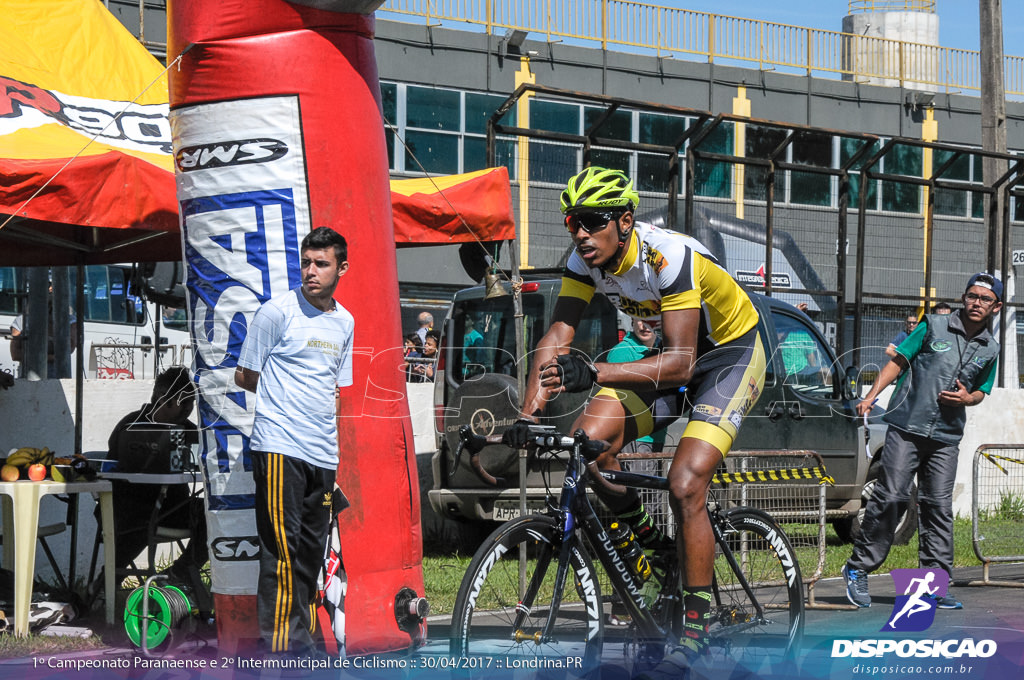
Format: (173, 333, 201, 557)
(238, 288, 354, 469)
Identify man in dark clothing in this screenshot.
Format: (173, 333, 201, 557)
(106, 366, 208, 577)
(843, 273, 1002, 611)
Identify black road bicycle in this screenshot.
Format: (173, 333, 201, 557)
(448, 424, 805, 676)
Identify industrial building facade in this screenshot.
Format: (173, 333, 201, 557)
(107, 1, 1024, 382)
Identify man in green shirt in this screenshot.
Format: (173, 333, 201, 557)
(843, 273, 1002, 611)
(607, 318, 668, 453)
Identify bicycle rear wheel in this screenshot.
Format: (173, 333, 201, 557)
(449, 514, 604, 672)
(708, 507, 804, 671)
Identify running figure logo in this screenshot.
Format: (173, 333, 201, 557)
(883, 568, 949, 632)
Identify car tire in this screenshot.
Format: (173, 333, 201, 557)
(832, 457, 918, 546)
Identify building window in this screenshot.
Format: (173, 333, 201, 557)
(583, 106, 632, 142)
(881, 143, 922, 213)
(406, 86, 460, 130)
(383, 82, 518, 176)
(637, 112, 689, 195)
(789, 131, 833, 207)
(933, 150, 983, 219)
(465, 92, 516, 174)
(841, 137, 879, 210)
(528, 99, 581, 184)
(691, 121, 734, 199)
(381, 82, 397, 170)
(744, 124, 787, 203)
(404, 130, 459, 175)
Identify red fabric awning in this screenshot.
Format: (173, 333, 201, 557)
(0, 3, 516, 266)
(391, 167, 516, 247)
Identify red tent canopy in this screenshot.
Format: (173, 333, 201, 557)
(0, 3, 515, 267)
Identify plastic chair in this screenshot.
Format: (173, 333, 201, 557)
(0, 520, 70, 591)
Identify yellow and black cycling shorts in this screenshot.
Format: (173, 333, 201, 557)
(594, 327, 765, 457)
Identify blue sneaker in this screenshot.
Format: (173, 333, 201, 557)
(842, 564, 871, 608)
(927, 591, 963, 609)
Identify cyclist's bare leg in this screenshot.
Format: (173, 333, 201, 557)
(570, 394, 669, 546)
(667, 436, 721, 583)
(569, 392, 635, 470)
(667, 435, 726, 654)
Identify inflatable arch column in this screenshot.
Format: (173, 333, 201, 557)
(168, 0, 425, 654)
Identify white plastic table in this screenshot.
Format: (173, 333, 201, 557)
(0, 479, 114, 636)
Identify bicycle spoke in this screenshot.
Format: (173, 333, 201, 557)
(707, 508, 804, 673)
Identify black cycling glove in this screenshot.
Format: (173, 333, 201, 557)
(555, 354, 599, 393)
(501, 419, 535, 448)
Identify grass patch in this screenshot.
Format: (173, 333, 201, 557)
(0, 632, 106, 660)
(422, 555, 474, 616)
(979, 492, 1024, 522)
(421, 517, 991, 615)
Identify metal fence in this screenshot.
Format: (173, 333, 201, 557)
(605, 450, 835, 609)
(487, 83, 1024, 387)
(970, 445, 1024, 587)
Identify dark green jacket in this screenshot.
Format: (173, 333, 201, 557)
(883, 312, 999, 444)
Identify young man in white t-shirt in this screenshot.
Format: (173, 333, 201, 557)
(235, 226, 354, 656)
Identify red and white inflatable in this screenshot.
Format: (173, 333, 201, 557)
(168, 0, 424, 654)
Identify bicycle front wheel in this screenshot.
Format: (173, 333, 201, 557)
(449, 514, 604, 671)
(709, 507, 805, 669)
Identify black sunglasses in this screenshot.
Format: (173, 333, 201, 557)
(565, 211, 623, 234)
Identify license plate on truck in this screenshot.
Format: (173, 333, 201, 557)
(492, 501, 546, 521)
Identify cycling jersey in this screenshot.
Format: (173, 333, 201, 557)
(561, 221, 763, 456)
(560, 221, 759, 354)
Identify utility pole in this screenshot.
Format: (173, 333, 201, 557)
(980, 0, 1006, 271)
(979, 0, 1012, 386)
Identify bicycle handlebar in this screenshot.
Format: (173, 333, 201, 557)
(454, 425, 618, 491)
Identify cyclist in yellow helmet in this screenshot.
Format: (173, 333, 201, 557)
(504, 166, 766, 670)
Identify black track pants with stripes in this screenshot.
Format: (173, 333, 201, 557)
(253, 451, 335, 654)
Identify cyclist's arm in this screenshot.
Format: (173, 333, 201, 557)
(589, 307, 699, 390)
(518, 296, 586, 418)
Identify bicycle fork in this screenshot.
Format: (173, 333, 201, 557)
(512, 453, 589, 647)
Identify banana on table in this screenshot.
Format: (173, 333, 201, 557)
(1, 447, 81, 481)
(5, 447, 56, 467)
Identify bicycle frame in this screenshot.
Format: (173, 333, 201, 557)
(536, 442, 775, 648)
(458, 425, 782, 651)
(534, 434, 667, 646)
(603, 469, 773, 634)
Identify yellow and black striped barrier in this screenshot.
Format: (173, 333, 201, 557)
(712, 466, 835, 486)
(981, 451, 1024, 476)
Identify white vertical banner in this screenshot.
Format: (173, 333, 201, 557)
(171, 96, 311, 594)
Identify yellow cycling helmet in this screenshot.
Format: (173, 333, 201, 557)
(560, 167, 640, 215)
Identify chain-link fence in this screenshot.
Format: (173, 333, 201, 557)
(970, 445, 1024, 587)
(488, 84, 1024, 387)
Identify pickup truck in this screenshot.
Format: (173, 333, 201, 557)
(428, 276, 916, 549)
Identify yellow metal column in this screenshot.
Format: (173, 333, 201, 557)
(920, 107, 938, 314)
(516, 58, 536, 269)
(732, 86, 751, 220)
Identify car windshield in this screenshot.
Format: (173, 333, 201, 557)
(450, 291, 617, 382)
(452, 295, 544, 381)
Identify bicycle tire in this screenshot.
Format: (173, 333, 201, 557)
(449, 514, 604, 672)
(708, 507, 805, 670)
